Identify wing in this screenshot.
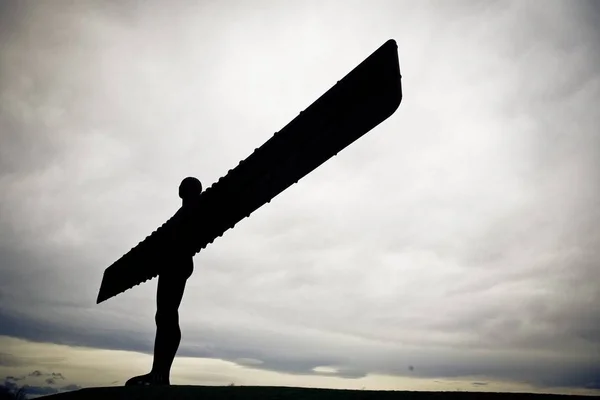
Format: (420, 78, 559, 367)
(97, 39, 403, 304)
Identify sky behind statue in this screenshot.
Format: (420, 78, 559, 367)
(0, 0, 599, 396)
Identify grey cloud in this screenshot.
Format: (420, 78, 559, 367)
(44, 373, 65, 385)
(60, 384, 82, 392)
(233, 358, 264, 367)
(2, 305, 598, 389)
(1, 0, 600, 393)
(19, 385, 58, 396)
(0, 309, 155, 356)
(27, 371, 65, 381)
(5, 376, 25, 382)
(0, 354, 21, 368)
(0, 381, 80, 399)
(0, 381, 18, 393)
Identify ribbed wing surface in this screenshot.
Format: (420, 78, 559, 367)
(97, 39, 403, 304)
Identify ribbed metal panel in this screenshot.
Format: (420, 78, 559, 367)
(97, 39, 403, 304)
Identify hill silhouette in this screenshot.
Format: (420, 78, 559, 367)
(42, 385, 586, 400)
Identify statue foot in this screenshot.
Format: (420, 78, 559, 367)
(125, 372, 170, 386)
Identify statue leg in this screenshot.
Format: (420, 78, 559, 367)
(151, 270, 188, 383)
(126, 264, 190, 386)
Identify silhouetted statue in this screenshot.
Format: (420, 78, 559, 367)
(125, 177, 202, 386)
(96, 40, 403, 388)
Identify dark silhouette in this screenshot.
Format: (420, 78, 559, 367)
(96, 39, 402, 305)
(125, 177, 202, 386)
(95, 39, 403, 388)
(44, 385, 591, 399)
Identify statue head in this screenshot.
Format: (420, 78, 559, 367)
(179, 177, 202, 203)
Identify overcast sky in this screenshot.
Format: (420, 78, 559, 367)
(1, 0, 599, 396)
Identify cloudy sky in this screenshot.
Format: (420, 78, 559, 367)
(1, 0, 599, 396)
